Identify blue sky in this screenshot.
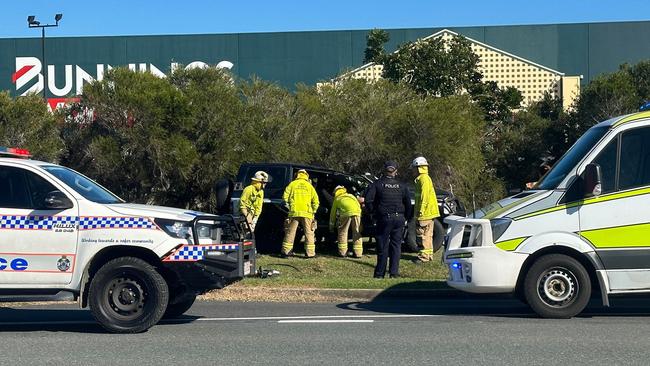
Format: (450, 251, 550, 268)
(1, 0, 648, 38)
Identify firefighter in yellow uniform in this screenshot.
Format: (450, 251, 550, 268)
(411, 157, 440, 263)
(239, 171, 269, 232)
(281, 169, 320, 258)
(329, 185, 363, 258)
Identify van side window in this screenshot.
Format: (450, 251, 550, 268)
(619, 127, 650, 190)
(0, 166, 31, 209)
(592, 138, 618, 194)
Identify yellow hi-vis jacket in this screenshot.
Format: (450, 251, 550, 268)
(283, 172, 320, 219)
(240, 182, 264, 217)
(414, 166, 440, 221)
(329, 190, 362, 228)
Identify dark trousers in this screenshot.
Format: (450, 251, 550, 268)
(374, 216, 405, 277)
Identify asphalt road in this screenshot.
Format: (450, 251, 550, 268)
(3, 295, 650, 365)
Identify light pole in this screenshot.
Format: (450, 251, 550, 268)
(27, 13, 63, 99)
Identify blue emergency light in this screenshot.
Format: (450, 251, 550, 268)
(640, 101, 650, 112)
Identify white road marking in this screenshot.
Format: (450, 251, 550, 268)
(0, 314, 438, 327)
(192, 314, 440, 322)
(278, 319, 374, 324)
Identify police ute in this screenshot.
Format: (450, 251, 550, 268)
(444, 109, 650, 318)
(0, 147, 254, 333)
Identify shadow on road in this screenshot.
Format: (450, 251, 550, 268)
(337, 282, 650, 319)
(0, 307, 201, 333)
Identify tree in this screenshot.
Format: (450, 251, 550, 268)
(61, 68, 198, 206)
(0, 92, 62, 161)
(382, 35, 483, 97)
(364, 29, 390, 64)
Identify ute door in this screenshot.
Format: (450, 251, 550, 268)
(578, 126, 650, 291)
(0, 165, 79, 285)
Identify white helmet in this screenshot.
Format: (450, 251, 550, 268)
(411, 156, 428, 168)
(252, 171, 269, 183)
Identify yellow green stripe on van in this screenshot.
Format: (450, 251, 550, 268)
(483, 192, 543, 219)
(514, 186, 650, 221)
(495, 237, 528, 251)
(611, 111, 650, 128)
(581, 223, 650, 248)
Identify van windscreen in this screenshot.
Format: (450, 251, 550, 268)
(536, 126, 609, 190)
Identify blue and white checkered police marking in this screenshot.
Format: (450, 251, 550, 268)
(168, 244, 239, 261)
(0, 215, 156, 231)
(78, 216, 155, 230)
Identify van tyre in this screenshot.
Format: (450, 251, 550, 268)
(89, 257, 169, 333)
(524, 254, 591, 319)
(163, 293, 197, 318)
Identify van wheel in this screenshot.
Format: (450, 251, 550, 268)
(163, 293, 197, 319)
(89, 257, 169, 333)
(524, 254, 591, 319)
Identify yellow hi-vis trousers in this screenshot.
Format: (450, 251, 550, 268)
(416, 220, 434, 261)
(282, 217, 316, 257)
(337, 215, 362, 257)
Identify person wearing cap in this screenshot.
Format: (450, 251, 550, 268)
(281, 169, 320, 258)
(410, 157, 440, 263)
(329, 185, 363, 258)
(240, 171, 270, 232)
(364, 161, 413, 278)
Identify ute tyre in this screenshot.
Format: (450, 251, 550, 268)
(89, 257, 169, 333)
(163, 293, 197, 319)
(524, 254, 591, 319)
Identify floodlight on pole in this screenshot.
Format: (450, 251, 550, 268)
(26, 13, 63, 99)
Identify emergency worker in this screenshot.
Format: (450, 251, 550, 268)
(239, 171, 269, 232)
(410, 157, 440, 264)
(329, 185, 363, 258)
(281, 169, 320, 258)
(364, 161, 412, 278)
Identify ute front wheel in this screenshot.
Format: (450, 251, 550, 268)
(523, 254, 591, 319)
(89, 257, 169, 333)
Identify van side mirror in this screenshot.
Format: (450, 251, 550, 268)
(44, 190, 73, 210)
(583, 163, 602, 198)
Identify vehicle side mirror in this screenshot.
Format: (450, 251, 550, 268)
(583, 163, 602, 198)
(44, 190, 73, 210)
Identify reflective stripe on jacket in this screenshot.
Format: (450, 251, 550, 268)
(283, 175, 319, 219)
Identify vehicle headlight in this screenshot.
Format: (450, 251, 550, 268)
(490, 218, 512, 243)
(155, 218, 192, 239)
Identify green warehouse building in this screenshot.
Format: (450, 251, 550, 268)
(1, 20, 649, 109)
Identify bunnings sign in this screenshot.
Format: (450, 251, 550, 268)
(11, 55, 233, 109)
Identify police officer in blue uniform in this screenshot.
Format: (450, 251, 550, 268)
(364, 161, 413, 278)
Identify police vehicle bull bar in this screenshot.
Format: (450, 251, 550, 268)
(189, 214, 255, 279)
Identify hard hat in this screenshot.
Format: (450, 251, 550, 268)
(411, 156, 428, 168)
(334, 185, 346, 193)
(252, 171, 269, 183)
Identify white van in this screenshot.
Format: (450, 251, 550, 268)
(0, 148, 254, 332)
(444, 110, 650, 318)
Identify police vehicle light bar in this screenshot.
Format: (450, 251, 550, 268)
(640, 101, 650, 112)
(0, 147, 32, 158)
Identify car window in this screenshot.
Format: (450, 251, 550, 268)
(619, 127, 650, 190)
(42, 166, 121, 204)
(592, 137, 618, 194)
(0, 166, 31, 209)
(241, 166, 286, 192)
(25, 170, 59, 209)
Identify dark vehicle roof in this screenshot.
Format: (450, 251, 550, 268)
(239, 162, 341, 174)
